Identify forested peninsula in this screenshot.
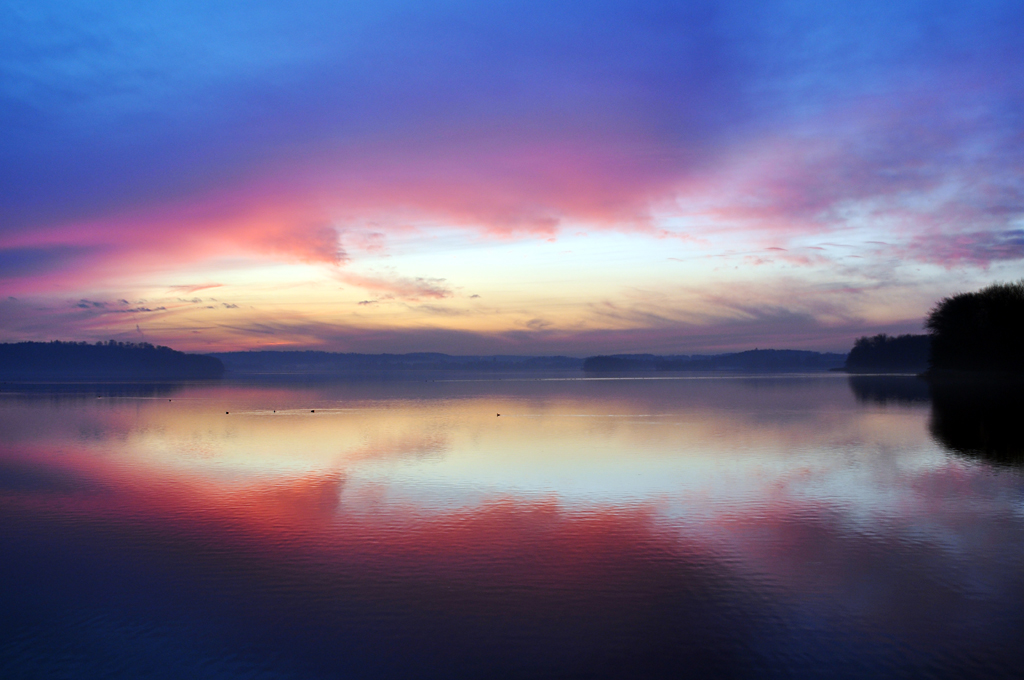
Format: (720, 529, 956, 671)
(844, 281, 1024, 376)
(844, 334, 930, 373)
(0, 341, 224, 380)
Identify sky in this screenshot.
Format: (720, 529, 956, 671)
(2, 0, 1023, 355)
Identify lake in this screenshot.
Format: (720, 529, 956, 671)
(1, 374, 1023, 678)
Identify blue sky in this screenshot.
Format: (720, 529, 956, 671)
(2, 0, 1023, 353)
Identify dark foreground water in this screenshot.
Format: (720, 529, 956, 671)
(1, 375, 1023, 679)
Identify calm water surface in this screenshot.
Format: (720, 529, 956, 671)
(1, 375, 1023, 678)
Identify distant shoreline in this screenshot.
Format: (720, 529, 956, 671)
(205, 348, 846, 377)
(5, 341, 1022, 384)
(0, 341, 224, 381)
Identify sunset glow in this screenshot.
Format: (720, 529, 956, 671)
(3, 1, 1023, 353)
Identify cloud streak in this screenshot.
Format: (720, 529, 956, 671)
(339, 272, 452, 301)
(2, 1, 1023, 350)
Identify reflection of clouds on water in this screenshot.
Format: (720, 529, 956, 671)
(930, 382, 1024, 467)
(2, 379, 1024, 676)
(344, 431, 449, 463)
(235, 472, 347, 517)
(2, 441, 1024, 679)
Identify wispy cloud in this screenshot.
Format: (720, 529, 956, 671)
(2, 1, 1023, 351)
(167, 283, 223, 294)
(338, 272, 451, 300)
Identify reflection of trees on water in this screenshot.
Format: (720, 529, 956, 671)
(929, 382, 1024, 467)
(846, 375, 930, 405)
(847, 375, 1024, 466)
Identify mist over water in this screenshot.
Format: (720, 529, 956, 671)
(1, 375, 1023, 678)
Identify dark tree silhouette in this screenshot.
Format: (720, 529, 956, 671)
(844, 334, 930, 372)
(926, 281, 1024, 372)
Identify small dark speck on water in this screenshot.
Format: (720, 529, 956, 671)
(497, 413, 501, 417)
(311, 410, 315, 413)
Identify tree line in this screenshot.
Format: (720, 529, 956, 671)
(846, 281, 1024, 374)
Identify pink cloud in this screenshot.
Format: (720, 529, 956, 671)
(338, 272, 452, 300)
(899, 229, 1024, 267)
(1, 72, 1020, 302)
(167, 283, 224, 294)
(667, 83, 1024, 264)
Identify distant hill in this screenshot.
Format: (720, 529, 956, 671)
(0, 344, 850, 380)
(577, 354, 692, 372)
(844, 334, 930, 373)
(583, 349, 846, 373)
(0, 341, 224, 380)
(213, 350, 847, 376)
(209, 351, 584, 375)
